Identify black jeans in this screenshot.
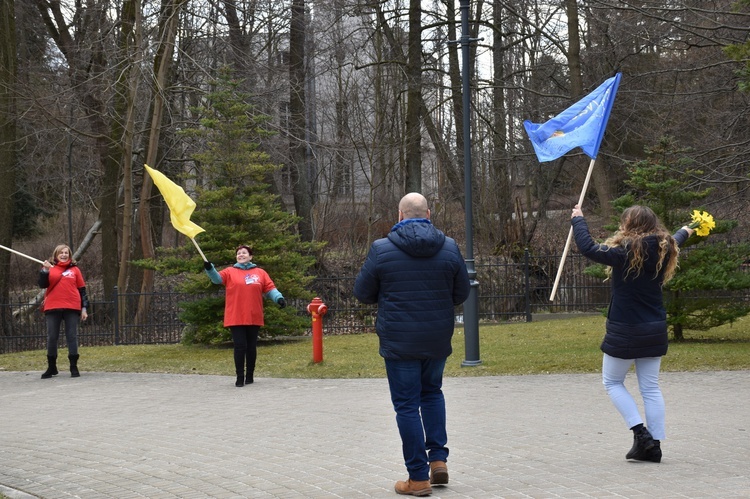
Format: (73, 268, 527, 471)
(45, 309, 80, 357)
(230, 325, 260, 378)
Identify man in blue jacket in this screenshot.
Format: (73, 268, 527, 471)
(354, 192, 470, 496)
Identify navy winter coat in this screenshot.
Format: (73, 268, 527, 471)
(572, 216, 690, 359)
(353, 218, 471, 360)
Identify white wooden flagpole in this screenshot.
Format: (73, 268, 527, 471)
(549, 157, 597, 302)
(191, 238, 208, 262)
(0, 244, 45, 265)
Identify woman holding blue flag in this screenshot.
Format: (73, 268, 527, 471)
(204, 245, 286, 387)
(571, 204, 693, 463)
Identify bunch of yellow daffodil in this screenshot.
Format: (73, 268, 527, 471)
(689, 210, 716, 237)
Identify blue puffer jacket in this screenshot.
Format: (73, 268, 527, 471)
(353, 219, 471, 360)
(572, 216, 690, 359)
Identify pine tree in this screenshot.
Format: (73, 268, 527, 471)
(150, 68, 320, 344)
(606, 136, 750, 340)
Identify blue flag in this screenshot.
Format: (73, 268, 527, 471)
(524, 73, 621, 162)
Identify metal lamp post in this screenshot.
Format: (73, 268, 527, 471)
(458, 0, 481, 366)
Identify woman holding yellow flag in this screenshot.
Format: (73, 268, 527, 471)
(144, 165, 287, 386)
(204, 246, 286, 387)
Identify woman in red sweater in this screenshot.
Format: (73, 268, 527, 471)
(38, 244, 89, 379)
(204, 245, 286, 387)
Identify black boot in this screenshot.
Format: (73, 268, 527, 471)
(41, 355, 58, 379)
(246, 347, 256, 386)
(69, 354, 80, 378)
(626, 424, 655, 460)
(233, 348, 244, 387)
(634, 440, 662, 463)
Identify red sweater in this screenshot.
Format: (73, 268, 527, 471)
(43, 262, 86, 311)
(218, 266, 277, 327)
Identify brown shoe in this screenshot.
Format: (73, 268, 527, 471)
(394, 479, 432, 496)
(429, 460, 448, 485)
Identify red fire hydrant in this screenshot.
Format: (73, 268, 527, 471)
(307, 297, 328, 363)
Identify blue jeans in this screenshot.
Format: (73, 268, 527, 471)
(384, 358, 448, 481)
(602, 354, 665, 440)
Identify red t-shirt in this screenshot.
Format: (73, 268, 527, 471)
(218, 266, 277, 327)
(43, 262, 86, 311)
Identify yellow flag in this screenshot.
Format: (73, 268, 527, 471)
(144, 164, 205, 239)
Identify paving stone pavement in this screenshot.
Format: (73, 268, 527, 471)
(1, 369, 749, 498)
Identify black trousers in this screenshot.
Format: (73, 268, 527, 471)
(45, 309, 80, 357)
(230, 325, 260, 378)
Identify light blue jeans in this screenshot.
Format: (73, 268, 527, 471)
(602, 354, 665, 440)
(384, 358, 448, 481)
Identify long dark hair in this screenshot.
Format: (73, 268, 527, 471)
(602, 205, 679, 283)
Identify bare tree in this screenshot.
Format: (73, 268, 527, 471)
(33, 0, 120, 294)
(565, 0, 612, 217)
(583, 0, 750, 224)
(136, 0, 189, 323)
(116, 0, 143, 299)
(482, 0, 513, 246)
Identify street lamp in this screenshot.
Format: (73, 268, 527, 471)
(457, 0, 481, 366)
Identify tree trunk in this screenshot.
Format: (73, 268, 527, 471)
(422, 101, 461, 202)
(105, 0, 140, 302)
(116, 0, 142, 331)
(222, 0, 249, 76)
(673, 323, 684, 341)
(445, 0, 483, 207)
(565, 0, 611, 216)
(289, 0, 313, 240)
(487, 0, 512, 246)
(0, 0, 17, 313)
(368, 23, 393, 244)
(136, 0, 187, 325)
(446, 0, 463, 204)
(404, 0, 422, 193)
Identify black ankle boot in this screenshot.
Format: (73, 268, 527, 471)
(69, 354, 80, 377)
(245, 374, 254, 385)
(235, 375, 244, 387)
(41, 355, 58, 379)
(626, 425, 655, 460)
(634, 440, 662, 463)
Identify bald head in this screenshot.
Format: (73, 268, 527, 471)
(398, 192, 430, 220)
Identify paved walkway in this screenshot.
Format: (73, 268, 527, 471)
(1, 370, 749, 498)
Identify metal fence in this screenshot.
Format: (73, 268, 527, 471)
(0, 251, 615, 354)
